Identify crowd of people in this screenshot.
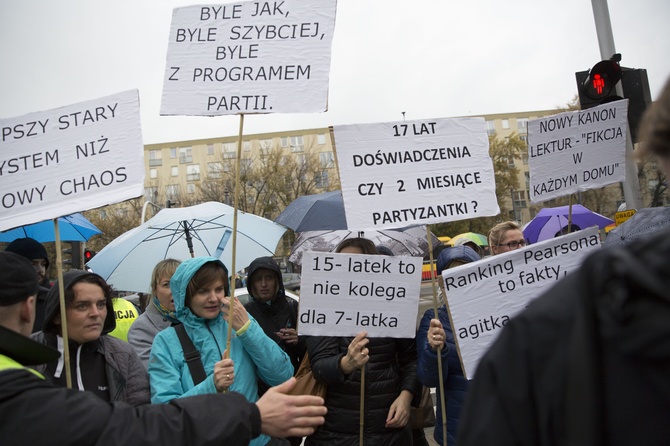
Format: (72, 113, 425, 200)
(2, 77, 670, 445)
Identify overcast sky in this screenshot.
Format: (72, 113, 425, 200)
(1, 0, 669, 144)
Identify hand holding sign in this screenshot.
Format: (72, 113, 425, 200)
(427, 319, 446, 352)
(339, 331, 370, 375)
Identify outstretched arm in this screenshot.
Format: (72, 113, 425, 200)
(256, 377, 327, 438)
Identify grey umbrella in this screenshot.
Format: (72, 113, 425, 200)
(603, 206, 670, 247)
(274, 190, 346, 232)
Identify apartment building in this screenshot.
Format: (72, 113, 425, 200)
(143, 127, 337, 216)
(142, 107, 660, 225)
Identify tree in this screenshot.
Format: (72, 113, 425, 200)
(83, 198, 146, 252)
(198, 140, 340, 255)
(199, 140, 339, 218)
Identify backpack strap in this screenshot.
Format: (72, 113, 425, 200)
(174, 323, 207, 386)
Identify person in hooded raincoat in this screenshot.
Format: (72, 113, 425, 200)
(30, 270, 150, 406)
(149, 256, 294, 446)
(244, 257, 306, 388)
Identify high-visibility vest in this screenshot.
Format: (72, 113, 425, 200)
(108, 298, 139, 342)
(0, 353, 45, 379)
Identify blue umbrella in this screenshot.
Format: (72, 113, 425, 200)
(275, 190, 347, 232)
(0, 213, 102, 243)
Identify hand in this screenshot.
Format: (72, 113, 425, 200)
(220, 295, 250, 331)
(276, 327, 298, 345)
(339, 331, 369, 375)
(256, 377, 327, 438)
(428, 318, 446, 352)
(385, 390, 412, 428)
(213, 349, 235, 392)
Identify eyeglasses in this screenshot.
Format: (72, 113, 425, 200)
(497, 239, 527, 249)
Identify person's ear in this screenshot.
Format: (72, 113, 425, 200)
(19, 295, 36, 326)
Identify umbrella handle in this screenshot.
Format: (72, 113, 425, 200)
(182, 221, 195, 258)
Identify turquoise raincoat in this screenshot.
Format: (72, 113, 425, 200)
(149, 257, 293, 446)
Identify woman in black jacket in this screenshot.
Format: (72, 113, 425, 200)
(305, 238, 420, 446)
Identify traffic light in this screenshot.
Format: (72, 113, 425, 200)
(576, 54, 651, 142)
(63, 241, 82, 269)
(84, 249, 96, 263)
(576, 55, 623, 109)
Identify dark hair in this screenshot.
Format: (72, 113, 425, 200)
(375, 245, 394, 256)
(185, 261, 229, 308)
(66, 274, 113, 305)
(335, 237, 377, 254)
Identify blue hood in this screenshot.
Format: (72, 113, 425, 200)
(170, 257, 229, 321)
(436, 246, 481, 273)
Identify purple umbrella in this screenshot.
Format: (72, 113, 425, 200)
(523, 204, 613, 244)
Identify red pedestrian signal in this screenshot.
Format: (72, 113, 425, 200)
(575, 54, 651, 142)
(582, 59, 622, 101)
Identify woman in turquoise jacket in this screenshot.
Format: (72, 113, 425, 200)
(149, 257, 294, 446)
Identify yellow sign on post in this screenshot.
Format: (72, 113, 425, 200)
(615, 209, 637, 226)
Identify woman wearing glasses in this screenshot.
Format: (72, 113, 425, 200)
(488, 221, 527, 255)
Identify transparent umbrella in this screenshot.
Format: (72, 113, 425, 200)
(288, 228, 441, 265)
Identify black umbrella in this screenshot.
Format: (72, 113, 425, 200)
(275, 191, 346, 232)
(603, 206, 670, 248)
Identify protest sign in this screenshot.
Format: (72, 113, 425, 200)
(298, 251, 422, 338)
(160, 0, 337, 116)
(443, 227, 601, 379)
(333, 118, 500, 230)
(528, 100, 628, 203)
(0, 90, 144, 232)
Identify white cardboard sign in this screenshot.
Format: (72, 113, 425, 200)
(161, 0, 338, 116)
(443, 227, 601, 379)
(298, 251, 423, 338)
(528, 100, 628, 204)
(0, 90, 144, 232)
(333, 118, 500, 230)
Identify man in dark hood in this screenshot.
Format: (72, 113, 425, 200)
(244, 257, 306, 385)
(5, 237, 51, 332)
(31, 270, 150, 405)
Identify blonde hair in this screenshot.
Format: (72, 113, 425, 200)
(488, 221, 522, 248)
(150, 259, 181, 296)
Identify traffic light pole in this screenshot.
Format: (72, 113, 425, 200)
(591, 0, 643, 210)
